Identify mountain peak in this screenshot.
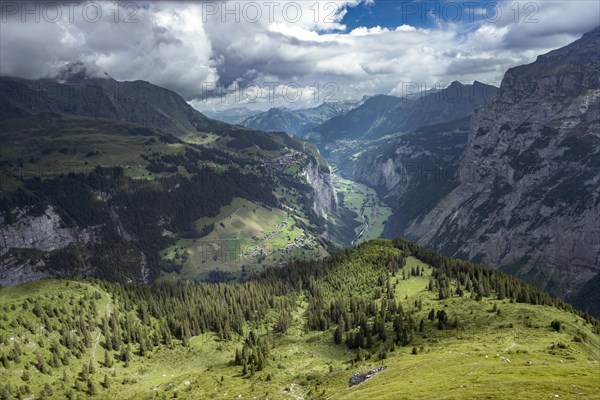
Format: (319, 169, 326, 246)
(583, 25, 600, 37)
(55, 61, 109, 82)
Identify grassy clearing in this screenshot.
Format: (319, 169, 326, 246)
(160, 198, 327, 280)
(0, 114, 187, 182)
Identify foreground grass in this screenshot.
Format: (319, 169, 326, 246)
(1, 262, 598, 400)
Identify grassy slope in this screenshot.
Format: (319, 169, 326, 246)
(1, 246, 598, 400)
(159, 197, 328, 281)
(0, 113, 182, 182)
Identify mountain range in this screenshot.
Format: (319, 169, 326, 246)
(308, 81, 496, 143)
(203, 107, 261, 125)
(239, 100, 363, 136)
(1, 29, 599, 320)
(0, 66, 359, 285)
(327, 27, 600, 316)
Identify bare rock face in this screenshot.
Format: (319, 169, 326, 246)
(0, 258, 49, 286)
(348, 366, 386, 387)
(304, 161, 337, 218)
(0, 206, 97, 286)
(0, 206, 96, 254)
(407, 27, 600, 309)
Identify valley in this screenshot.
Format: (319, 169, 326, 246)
(1, 7, 599, 400)
(331, 171, 391, 245)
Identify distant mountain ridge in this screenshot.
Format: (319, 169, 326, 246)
(0, 63, 223, 136)
(240, 100, 362, 136)
(309, 81, 497, 141)
(203, 107, 261, 125)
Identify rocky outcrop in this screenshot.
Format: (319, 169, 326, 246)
(0, 205, 97, 286)
(348, 366, 386, 387)
(405, 27, 600, 309)
(0, 206, 96, 254)
(304, 161, 337, 218)
(0, 257, 49, 286)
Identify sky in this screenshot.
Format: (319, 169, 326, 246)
(1, 1, 598, 111)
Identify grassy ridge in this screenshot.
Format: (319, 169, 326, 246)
(1, 240, 598, 399)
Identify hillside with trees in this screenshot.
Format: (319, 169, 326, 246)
(1, 239, 598, 399)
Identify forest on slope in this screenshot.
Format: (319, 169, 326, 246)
(1, 238, 598, 399)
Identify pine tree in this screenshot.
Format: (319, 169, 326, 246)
(334, 320, 345, 345)
(104, 350, 113, 368)
(80, 364, 89, 381)
(87, 378, 97, 395)
(21, 370, 30, 382)
(42, 382, 53, 397)
(103, 374, 111, 388)
(428, 309, 435, 321)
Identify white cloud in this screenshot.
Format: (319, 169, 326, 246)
(1, 0, 597, 110)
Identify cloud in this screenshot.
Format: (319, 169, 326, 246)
(1, 0, 597, 110)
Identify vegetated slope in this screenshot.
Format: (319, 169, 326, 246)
(0, 67, 357, 285)
(403, 26, 600, 315)
(0, 238, 598, 400)
(0, 62, 218, 136)
(309, 82, 496, 142)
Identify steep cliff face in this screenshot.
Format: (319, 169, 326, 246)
(304, 161, 337, 218)
(0, 206, 97, 286)
(406, 27, 600, 310)
(0, 206, 96, 254)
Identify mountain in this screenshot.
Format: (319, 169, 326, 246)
(309, 81, 496, 141)
(240, 101, 361, 136)
(358, 28, 600, 315)
(1, 238, 597, 399)
(0, 69, 357, 286)
(0, 65, 221, 137)
(203, 107, 261, 125)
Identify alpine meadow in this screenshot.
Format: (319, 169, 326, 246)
(0, 1, 599, 399)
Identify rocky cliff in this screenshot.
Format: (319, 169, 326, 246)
(405, 27, 600, 313)
(0, 206, 96, 253)
(304, 160, 337, 218)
